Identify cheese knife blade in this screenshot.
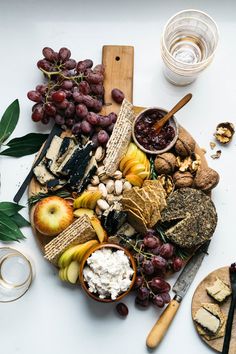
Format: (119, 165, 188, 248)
(146, 240, 211, 349)
(13, 124, 63, 203)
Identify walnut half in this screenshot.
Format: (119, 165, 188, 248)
(214, 122, 235, 144)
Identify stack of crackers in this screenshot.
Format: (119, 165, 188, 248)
(121, 180, 167, 234)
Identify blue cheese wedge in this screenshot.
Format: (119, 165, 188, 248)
(206, 277, 231, 302)
(33, 159, 56, 185)
(75, 156, 98, 193)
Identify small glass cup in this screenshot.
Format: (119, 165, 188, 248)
(0, 247, 33, 302)
(161, 9, 219, 86)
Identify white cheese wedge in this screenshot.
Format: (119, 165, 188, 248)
(33, 160, 55, 185)
(194, 307, 220, 334)
(206, 278, 231, 302)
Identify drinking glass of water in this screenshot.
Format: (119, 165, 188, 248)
(0, 247, 33, 302)
(161, 9, 219, 86)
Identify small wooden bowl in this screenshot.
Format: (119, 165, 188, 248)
(79, 243, 137, 303)
(132, 107, 179, 155)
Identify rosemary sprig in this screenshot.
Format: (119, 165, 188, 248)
(28, 189, 72, 207)
(150, 157, 158, 180)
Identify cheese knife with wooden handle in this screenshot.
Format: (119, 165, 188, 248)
(146, 240, 211, 349)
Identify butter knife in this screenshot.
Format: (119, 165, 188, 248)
(13, 124, 63, 203)
(146, 240, 211, 349)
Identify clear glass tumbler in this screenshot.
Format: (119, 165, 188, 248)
(0, 247, 33, 302)
(161, 9, 219, 86)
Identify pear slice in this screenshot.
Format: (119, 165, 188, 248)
(73, 208, 95, 219)
(123, 159, 141, 176)
(58, 245, 80, 268)
(66, 261, 80, 284)
(90, 216, 108, 243)
(129, 163, 146, 175)
(73, 239, 99, 263)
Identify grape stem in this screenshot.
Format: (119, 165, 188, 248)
(118, 235, 154, 259)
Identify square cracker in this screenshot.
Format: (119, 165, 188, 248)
(121, 197, 142, 214)
(126, 209, 148, 234)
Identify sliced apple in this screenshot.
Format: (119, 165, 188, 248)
(130, 163, 146, 175)
(74, 192, 90, 209)
(73, 239, 99, 263)
(73, 208, 95, 219)
(58, 268, 65, 281)
(137, 171, 150, 179)
(66, 261, 80, 284)
(58, 245, 79, 268)
(123, 159, 141, 176)
(90, 216, 108, 243)
(125, 173, 143, 187)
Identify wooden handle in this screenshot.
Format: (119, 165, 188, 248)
(146, 299, 181, 349)
(153, 93, 192, 132)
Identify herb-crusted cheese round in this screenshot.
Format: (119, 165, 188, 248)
(161, 188, 217, 248)
(83, 248, 134, 300)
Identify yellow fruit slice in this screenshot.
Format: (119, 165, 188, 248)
(73, 191, 90, 209)
(58, 268, 65, 281)
(137, 171, 150, 179)
(90, 216, 108, 243)
(130, 163, 146, 175)
(135, 149, 147, 164)
(125, 173, 143, 187)
(123, 159, 141, 176)
(73, 239, 99, 263)
(86, 191, 102, 209)
(126, 142, 138, 156)
(73, 208, 95, 218)
(66, 261, 80, 284)
(58, 245, 80, 268)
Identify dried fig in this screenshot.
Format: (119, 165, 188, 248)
(173, 171, 194, 189)
(194, 167, 220, 192)
(154, 153, 176, 175)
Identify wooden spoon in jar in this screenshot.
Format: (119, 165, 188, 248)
(153, 93, 192, 133)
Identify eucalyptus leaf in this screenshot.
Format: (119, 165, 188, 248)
(0, 201, 24, 216)
(11, 213, 30, 228)
(0, 99, 20, 145)
(0, 211, 25, 242)
(0, 132, 48, 157)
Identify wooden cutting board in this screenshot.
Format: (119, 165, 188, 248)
(28, 45, 208, 253)
(192, 267, 236, 353)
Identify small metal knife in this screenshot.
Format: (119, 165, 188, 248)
(146, 240, 211, 349)
(13, 124, 63, 204)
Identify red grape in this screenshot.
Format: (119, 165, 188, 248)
(172, 257, 183, 272)
(72, 122, 82, 134)
(97, 130, 109, 144)
(93, 64, 105, 74)
(73, 92, 84, 103)
(76, 104, 88, 119)
(65, 102, 75, 118)
(64, 59, 76, 70)
(86, 112, 100, 125)
(59, 47, 71, 62)
(37, 59, 52, 71)
(36, 84, 47, 94)
(135, 297, 149, 308)
(91, 133, 99, 149)
(108, 112, 117, 123)
(149, 277, 170, 294)
(42, 47, 56, 62)
(92, 99, 102, 113)
(134, 276, 143, 289)
(99, 116, 112, 128)
(27, 90, 42, 103)
(159, 243, 175, 259)
(152, 256, 167, 270)
(111, 88, 125, 104)
(56, 99, 69, 109)
(41, 116, 50, 124)
(86, 72, 104, 84)
(79, 81, 91, 95)
(82, 95, 95, 108)
(152, 295, 165, 308)
(55, 114, 65, 125)
(65, 118, 74, 128)
(143, 236, 159, 249)
(106, 123, 115, 135)
(83, 59, 93, 69)
(31, 105, 44, 122)
(161, 292, 171, 304)
(61, 80, 73, 90)
(44, 103, 56, 116)
(90, 83, 104, 96)
(81, 120, 92, 134)
(116, 303, 129, 317)
(51, 90, 66, 103)
(143, 260, 154, 275)
(137, 287, 150, 300)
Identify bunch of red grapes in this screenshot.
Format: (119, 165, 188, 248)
(27, 47, 118, 147)
(133, 230, 184, 308)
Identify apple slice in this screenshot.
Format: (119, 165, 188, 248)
(123, 159, 141, 176)
(73, 208, 95, 219)
(58, 245, 79, 268)
(90, 216, 108, 243)
(125, 173, 143, 187)
(66, 261, 80, 284)
(73, 239, 99, 263)
(73, 192, 90, 209)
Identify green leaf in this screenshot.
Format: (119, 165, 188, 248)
(0, 211, 25, 242)
(0, 132, 48, 157)
(0, 201, 24, 216)
(0, 99, 20, 145)
(11, 213, 30, 228)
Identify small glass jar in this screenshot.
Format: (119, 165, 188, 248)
(0, 247, 33, 302)
(161, 9, 219, 86)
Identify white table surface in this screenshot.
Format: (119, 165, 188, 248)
(0, 1, 236, 353)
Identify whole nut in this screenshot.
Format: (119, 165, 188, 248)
(91, 175, 100, 186)
(113, 170, 123, 180)
(154, 153, 176, 175)
(194, 167, 220, 192)
(87, 185, 98, 192)
(114, 180, 123, 195)
(95, 205, 103, 217)
(97, 199, 110, 211)
(123, 181, 132, 191)
(98, 183, 108, 198)
(173, 171, 194, 189)
(106, 180, 115, 194)
(95, 146, 105, 161)
(175, 127, 196, 157)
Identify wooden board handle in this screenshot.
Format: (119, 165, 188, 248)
(146, 299, 180, 349)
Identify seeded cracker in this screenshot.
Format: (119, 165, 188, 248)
(44, 215, 96, 265)
(103, 99, 134, 176)
(126, 209, 148, 234)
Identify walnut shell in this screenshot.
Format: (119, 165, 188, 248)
(214, 122, 235, 144)
(154, 153, 176, 175)
(194, 168, 220, 192)
(175, 128, 196, 157)
(173, 171, 194, 189)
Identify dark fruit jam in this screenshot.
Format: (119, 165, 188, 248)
(134, 109, 176, 151)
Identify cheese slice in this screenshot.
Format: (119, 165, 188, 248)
(194, 307, 220, 334)
(206, 277, 231, 302)
(33, 159, 56, 185)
